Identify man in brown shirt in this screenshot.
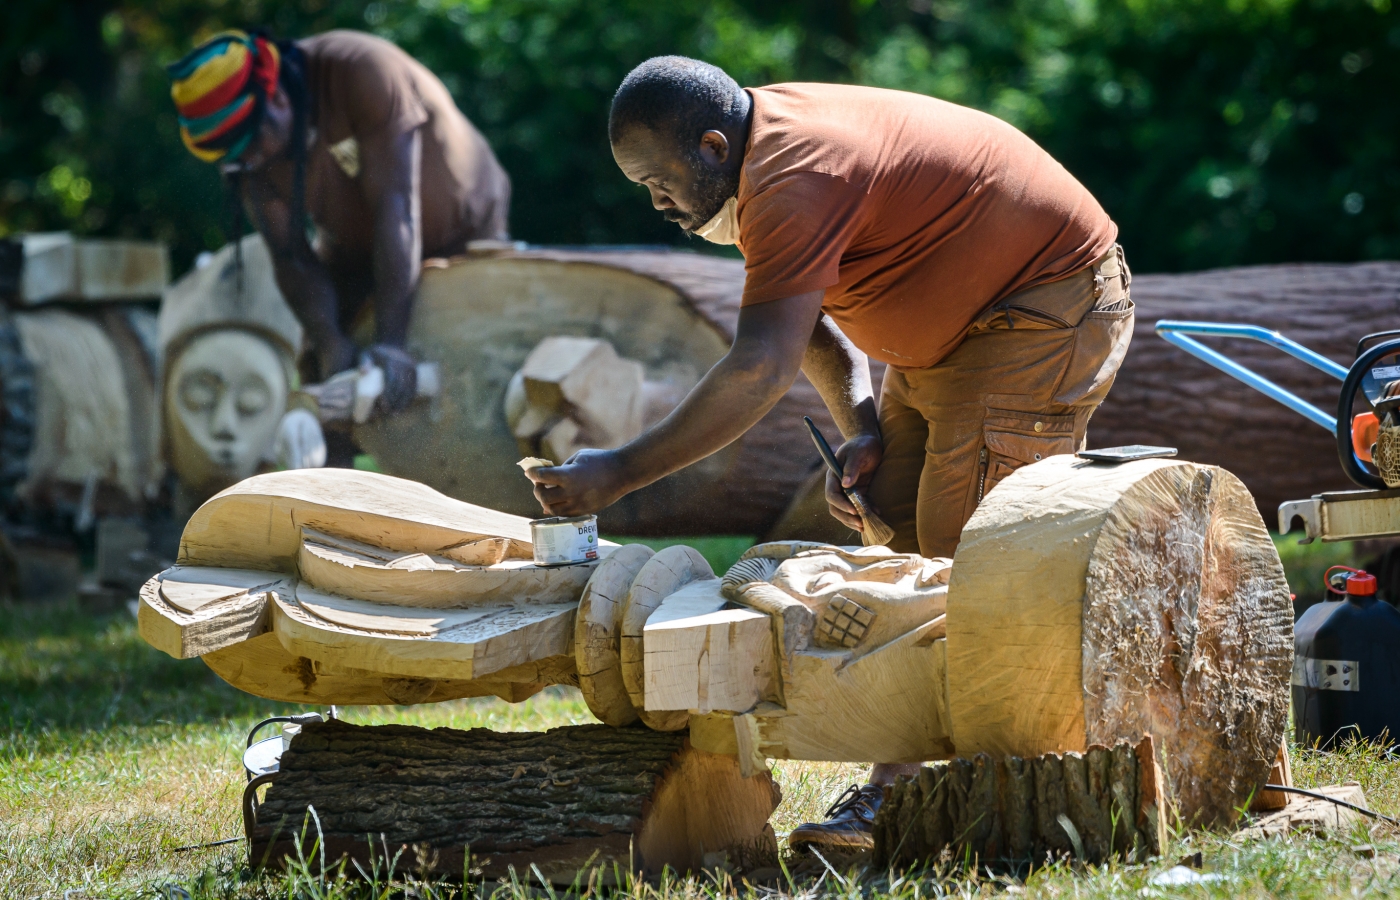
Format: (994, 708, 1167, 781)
(169, 29, 510, 410)
(527, 56, 1133, 851)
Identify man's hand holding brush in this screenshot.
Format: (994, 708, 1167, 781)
(822, 432, 884, 534)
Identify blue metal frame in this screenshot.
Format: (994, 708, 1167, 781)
(1153, 320, 1347, 431)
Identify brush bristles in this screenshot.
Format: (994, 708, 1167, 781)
(849, 492, 897, 547)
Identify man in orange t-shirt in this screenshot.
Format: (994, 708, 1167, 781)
(527, 57, 1133, 850)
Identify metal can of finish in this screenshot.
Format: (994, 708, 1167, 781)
(531, 515, 599, 566)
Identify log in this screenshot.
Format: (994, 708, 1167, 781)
(248, 720, 781, 880)
(872, 736, 1165, 868)
(1092, 262, 1400, 518)
(3, 306, 161, 516)
(3, 231, 169, 304)
(353, 249, 852, 536)
(947, 455, 1293, 827)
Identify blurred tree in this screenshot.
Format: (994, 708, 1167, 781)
(0, 0, 1395, 275)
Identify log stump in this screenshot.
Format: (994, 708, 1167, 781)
(873, 737, 1165, 869)
(947, 455, 1293, 827)
(248, 720, 781, 880)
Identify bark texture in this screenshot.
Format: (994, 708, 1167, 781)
(873, 738, 1164, 869)
(249, 720, 780, 879)
(1094, 262, 1400, 517)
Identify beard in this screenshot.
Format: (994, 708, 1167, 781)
(667, 151, 741, 232)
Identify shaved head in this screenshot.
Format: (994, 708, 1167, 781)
(609, 56, 746, 149)
(609, 57, 751, 233)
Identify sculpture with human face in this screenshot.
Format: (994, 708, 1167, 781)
(165, 329, 288, 493)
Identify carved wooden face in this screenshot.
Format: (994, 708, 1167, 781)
(166, 330, 287, 490)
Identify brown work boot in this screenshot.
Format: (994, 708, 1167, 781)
(788, 784, 884, 853)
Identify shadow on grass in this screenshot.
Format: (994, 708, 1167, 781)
(0, 599, 293, 734)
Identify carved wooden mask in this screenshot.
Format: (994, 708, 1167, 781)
(165, 329, 287, 491)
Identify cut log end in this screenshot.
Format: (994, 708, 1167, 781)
(947, 457, 1292, 829)
(1081, 464, 1292, 826)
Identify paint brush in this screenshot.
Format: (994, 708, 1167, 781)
(803, 416, 896, 547)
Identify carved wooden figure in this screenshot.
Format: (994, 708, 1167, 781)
(141, 455, 1290, 835)
(158, 235, 304, 500)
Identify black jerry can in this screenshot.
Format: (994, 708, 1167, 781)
(1293, 571, 1400, 749)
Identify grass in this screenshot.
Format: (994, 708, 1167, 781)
(4, 534, 1400, 897)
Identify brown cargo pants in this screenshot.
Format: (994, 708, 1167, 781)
(866, 245, 1134, 558)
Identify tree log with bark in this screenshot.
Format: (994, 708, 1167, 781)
(248, 719, 781, 880)
(352, 248, 848, 537)
(873, 737, 1165, 868)
(1093, 262, 1400, 518)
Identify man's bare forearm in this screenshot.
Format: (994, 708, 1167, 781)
(367, 129, 423, 348)
(245, 176, 357, 377)
(802, 313, 879, 441)
(370, 191, 419, 347)
(615, 341, 798, 491)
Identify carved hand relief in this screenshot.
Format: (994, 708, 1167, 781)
(715, 543, 950, 657)
(165, 329, 288, 491)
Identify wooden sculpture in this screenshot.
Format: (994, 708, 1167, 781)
(158, 235, 303, 499)
(0, 306, 161, 516)
(142, 455, 1289, 836)
(141, 468, 599, 706)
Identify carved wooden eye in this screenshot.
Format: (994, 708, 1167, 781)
(236, 379, 272, 416)
(179, 371, 220, 412)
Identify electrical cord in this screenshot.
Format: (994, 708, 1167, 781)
(1265, 784, 1400, 826)
(170, 836, 242, 852)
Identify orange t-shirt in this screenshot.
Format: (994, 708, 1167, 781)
(736, 84, 1116, 369)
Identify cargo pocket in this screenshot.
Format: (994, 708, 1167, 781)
(977, 410, 1078, 501)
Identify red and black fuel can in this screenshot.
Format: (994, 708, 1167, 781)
(1293, 570, 1400, 749)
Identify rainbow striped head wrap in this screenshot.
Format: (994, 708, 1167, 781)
(168, 30, 281, 163)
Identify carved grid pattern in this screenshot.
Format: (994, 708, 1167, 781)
(818, 595, 876, 648)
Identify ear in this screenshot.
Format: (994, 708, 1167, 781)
(697, 130, 731, 167)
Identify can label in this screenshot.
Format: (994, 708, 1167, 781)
(531, 515, 599, 566)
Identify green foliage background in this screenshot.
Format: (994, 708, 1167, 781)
(1, 0, 1396, 274)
